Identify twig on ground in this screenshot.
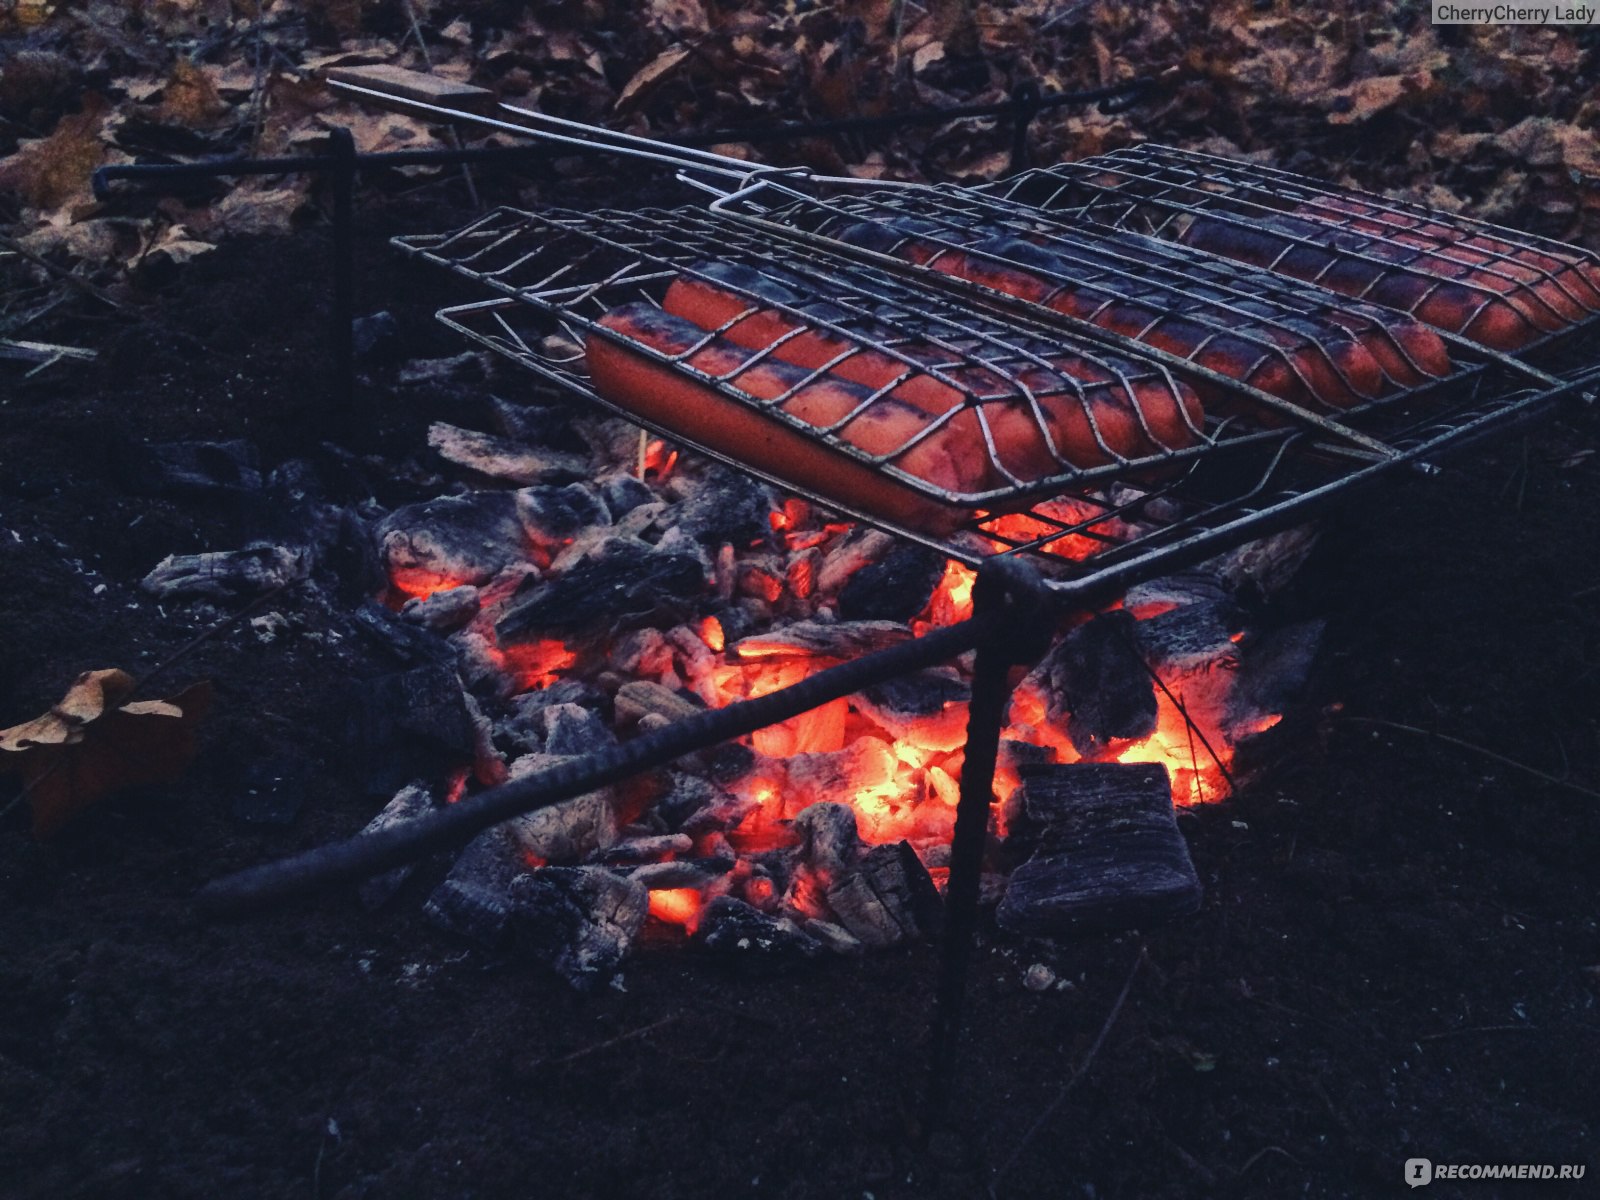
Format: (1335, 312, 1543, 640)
(0, 235, 126, 311)
(1342, 716, 1600, 801)
(1418, 1023, 1540, 1042)
(530, 1014, 681, 1069)
(989, 945, 1147, 1196)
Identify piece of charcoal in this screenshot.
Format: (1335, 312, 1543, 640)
(836, 541, 947, 622)
(996, 762, 1202, 937)
(350, 663, 477, 796)
(357, 783, 436, 909)
(657, 772, 722, 829)
(377, 491, 528, 591)
(538, 702, 617, 758)
(400, 584, 481, 632)
(508, 866, 648, 991)
(497, 541, 706, 640)
(730, 619, 912, 661)
(141, 543, 308, 599)
(594, 834, 695, 865)
(428, 422, 589, 486)
(792, 802, 864, 881)
(424, 824, 527, 947)
(630, 859, 733, 889)
(696, 896, 821, 963)
(674, 465, 776, 547)
(855, 668, 970, 751)
(514, 483, 611, 549)
(824, 841, 943, 947)
(1042, 611, 1158, 757)
(351, 601, 457, 667)
(600, 474, 655, 520)
(488, 397, 589, 454)
(493, 682, 608, 753)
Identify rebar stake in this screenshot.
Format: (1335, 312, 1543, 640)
(924, 557, 1054, 1131)
(327, 127, 362, 445)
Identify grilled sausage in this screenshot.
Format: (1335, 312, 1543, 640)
(662, 268, 1206, 476)
(836, 220, 1383, 414)
(1305, 194, 1600, 325)
(586, 304, 983, 530)
(1178, 211, 1542, 351)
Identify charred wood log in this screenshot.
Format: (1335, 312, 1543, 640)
(1038, 610, 1157, 757)
(496, 540, 707, 640)
(696, 896, 822, 963)
(837, 541, 948, 622)
(997, 763, 1202, 937)
(350, 663, 478, 796)
(508, 866, 649, 991)
(824, 840, 943, 948)
(358, 783, 436, 910)
(427, 422, 588, 486)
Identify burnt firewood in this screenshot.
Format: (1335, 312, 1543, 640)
(1133, 602, 1241, 674)
(537, 702, 617, 758)
(508, 866, 649, 991)
(514, 483, 611, 548)
(350, 663, 478, 796)
(1229, 618, 1326, 730)
(377, 491, 529, 590)
(141, 543, 309, 599)
(424, 824, 526, 947)
(696, 896, 821, 964)
(496, 540, 706, 640)
(996, 763, 1202, 937)
(357, 782, 437, 910)
(600, 473, 654, 520)
(854, 668, 970, 751)
(594, 833, 694, 866)
(427, 422, 589, 486)
(816, 528, 897, 597)
(657, 772, 723, 830)
(824, 841, 943, 948)
(400, 584, 481, 632)
(352, 601, 457, 668)
(792, 801, 864, 881)
(679, 792, 760, 837)
(1039, 611, 1158, 757)
(731, 619, 912, 661)
(837, 541, 947, 622)
(674, 465, 777, 547)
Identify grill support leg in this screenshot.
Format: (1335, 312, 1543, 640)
(328, 127, 363, 445)
(924, 558, 1053, 1129)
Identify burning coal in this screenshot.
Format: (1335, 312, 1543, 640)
(361, 412, 1317, 975)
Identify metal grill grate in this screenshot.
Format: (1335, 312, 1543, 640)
(395, 203, 1593, 594)
(979, 143, 1600, 355)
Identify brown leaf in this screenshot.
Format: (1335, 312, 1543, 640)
(1, 672, 213, 838)
(0, 92, 110, 210)
(157, 58, 229, 129)
(1326, 72, 1432, 125)
(615, 46, 692, 110)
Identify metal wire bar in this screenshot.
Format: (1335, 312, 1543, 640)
(199, 601, 996, 916)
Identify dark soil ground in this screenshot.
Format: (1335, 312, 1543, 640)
(2, 170, 1599, 1200)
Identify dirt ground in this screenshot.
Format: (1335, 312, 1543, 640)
(3, 164, 1600, 1200)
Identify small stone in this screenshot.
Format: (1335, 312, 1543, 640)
(1023, 963, 1057, 992)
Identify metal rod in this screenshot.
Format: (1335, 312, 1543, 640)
(924, 559, 1053, 1128)
(328, 127, 360, 443)
(199, 615, 991, 917)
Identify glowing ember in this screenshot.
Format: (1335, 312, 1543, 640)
(647, 888, 702, 928)
(498, 638, 578, 690)
(389, 568, 472, 602)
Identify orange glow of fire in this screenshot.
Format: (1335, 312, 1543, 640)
(979, 512, 1100, 561)
(699, 615, 725, 653)
(641, 439, 679, 480)
(497, 638, 578, 690)
(647, 888, 702, 929)
(389, 568, 472, 602)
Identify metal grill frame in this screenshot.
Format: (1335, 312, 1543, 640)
(396, 203, 1595, 597)
(980, 143, 1600, 355)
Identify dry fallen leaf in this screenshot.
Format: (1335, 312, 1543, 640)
(0, 92, 110, 210)
(615, 46, 692, 110)
(157, 58, 229, 129)
(1, 669, 213, 837)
